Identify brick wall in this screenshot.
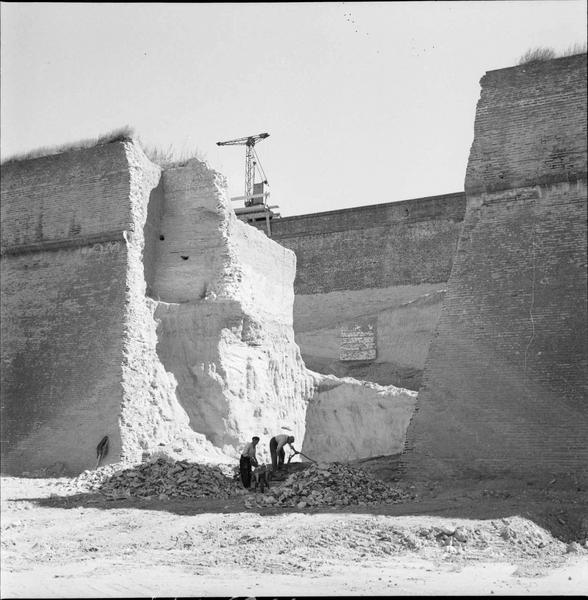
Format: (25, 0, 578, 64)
(246, 193, 466, 388)
(404, 54, 588, 479)
(1, 143, 132, 250)
(268, 192, 466, 294)
(0, 143, 313, 474)
(0, 143, 134, 474)
(465, 55, 587, 194)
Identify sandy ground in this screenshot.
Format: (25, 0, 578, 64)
(2, 461, 587, 597)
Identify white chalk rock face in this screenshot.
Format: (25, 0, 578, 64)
(126, 147, 417, 466)
(301, 373, 418, 463)
(149, 158, 314, 463)
(119, 143, 232, 465)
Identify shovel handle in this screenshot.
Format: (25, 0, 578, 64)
(287, 450, 317, 464)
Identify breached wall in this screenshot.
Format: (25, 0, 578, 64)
(404, 54, 588, 479)
(145, 158, 315, 461)
(0, 140, 419, 474)
(255, 193, 466, 390)
(0, 142, 227, 474)
(144, 159, 417, 464)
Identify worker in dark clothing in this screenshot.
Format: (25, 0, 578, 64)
(269, 434, 296, 472)
(239, 436, 260, 488)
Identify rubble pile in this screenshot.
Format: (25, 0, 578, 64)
(62, 463, 127, 494)
(66, 458, 240, 500)
(255, 462, 409, 508)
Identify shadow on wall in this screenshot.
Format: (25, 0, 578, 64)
(143, 179, 165, 299)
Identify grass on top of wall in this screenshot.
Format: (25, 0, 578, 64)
(517, 43, 587, 65)
(560, 42, 588, 57)
(141, 143, 206, 168)
(1, 126, 205, 169)
(1, 126, 136, 166)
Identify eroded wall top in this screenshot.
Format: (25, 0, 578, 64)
(466, 53, 587, 194)
(1, 143, 138, 253)
(150, 159, 297, 326)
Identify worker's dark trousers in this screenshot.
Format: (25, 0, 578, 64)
(240, 456, 252, 488)
(269, 437, 285, 471)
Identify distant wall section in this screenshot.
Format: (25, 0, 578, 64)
(256, 193, 466, 389)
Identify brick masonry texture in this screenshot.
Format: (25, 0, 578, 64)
(0, 142, 214, 475)
(1, 141, 418, 474)
(267, 192, 466, 294)
(404, 54, 588, 479)
(465, 55, 587, 195)
(248, 193, 465, 389)
(1, 144, 133, 474)
(1, 144, 133, 250)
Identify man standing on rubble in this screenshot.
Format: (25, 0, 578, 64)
(240, 436, 260, 488)
(269, 434, 296, 472)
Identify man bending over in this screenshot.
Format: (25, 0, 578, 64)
(269, 434, 296, 472)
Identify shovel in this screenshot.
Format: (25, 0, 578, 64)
(287, 450, 317, 464)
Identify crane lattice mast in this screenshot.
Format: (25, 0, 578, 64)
(216, 132, 269, 206)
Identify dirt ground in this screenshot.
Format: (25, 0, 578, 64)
(2, 458, 587, 597)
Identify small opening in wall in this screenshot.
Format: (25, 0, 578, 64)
(181, 255, 189, 260)
(405, 208, 410, 216)
(159, 234, 165, 241)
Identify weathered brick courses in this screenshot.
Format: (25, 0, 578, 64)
(1, 144, 134, 474)
(267, 193, 466, 294)
(1, 144, 132, 251)
(248, 193, 466, 389)
(405, 54, 588, 479)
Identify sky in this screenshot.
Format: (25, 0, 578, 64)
(1, 2, 586, 217)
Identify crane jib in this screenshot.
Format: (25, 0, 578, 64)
(216, 133, 271, 207)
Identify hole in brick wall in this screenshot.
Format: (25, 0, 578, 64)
(405, 208, 410, 216)
(181, 255, 189, 260)
(159, 234, 165, 241)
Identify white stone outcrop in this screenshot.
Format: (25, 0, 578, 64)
(146, 156, 314, 464)
(131, 152, 417, 466)
(119, 143, 230, 464)
(302, 373, 417, 463)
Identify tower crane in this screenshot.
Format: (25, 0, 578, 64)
(216, 132, 270, 207)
